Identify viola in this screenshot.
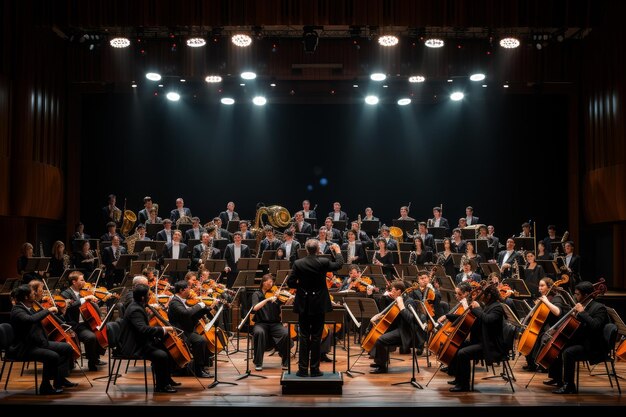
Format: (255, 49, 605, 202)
(325, 272, 342, 289)
(535, 278, 607, 369)
(80, 283, 119, 302)
(185, 289, 220, 307)
(498, 284, 518, 299)
(350, 276, 373, 292)
(517, 275, 569, 356)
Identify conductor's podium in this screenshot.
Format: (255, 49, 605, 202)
(280, 371, 343, 395)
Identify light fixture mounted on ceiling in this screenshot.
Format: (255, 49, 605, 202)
(378, 35, 399, 47)
(424, 38, 444, 48)
(302, 26, 320, 53)
(232, 34, 252, 47)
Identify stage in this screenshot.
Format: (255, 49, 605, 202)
(1, 336, 624, 414)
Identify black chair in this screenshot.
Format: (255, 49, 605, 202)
(105, 320, 153, 394)
(575, 322, 621, 394)
(470, 322, 516, 392)
(0, 323, 40, 394)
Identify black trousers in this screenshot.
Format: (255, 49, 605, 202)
(252, 322, 289, 366)
(75, 323, 103, 364)
(26, 341, 73, 384)
(141, 344, 171, 388)
(184, 332, 209, 373)
(550, 344, 589, 384)
(298, 313, 324, 372)
(373, 328, 402, 368)
(454, 343, 483, 388)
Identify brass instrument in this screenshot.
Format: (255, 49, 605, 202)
(112, 206, 122, 223)
(389, 226, 404, 243)
(252, 205, 291, 257)
(63, 254, 71, 270)
(125, 231, 140, 254)
(176, 215, 192, 228)
(200, 237, 214, 265)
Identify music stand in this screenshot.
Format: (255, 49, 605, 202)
(429, 227, 447, 240)
(514, 237, 535, 251)
(342, 302, 363, 377)
(297, 248, 308, 259)
(186, 239, 200, 250)
(334, 264, 353, 277)
(232, 271, 259, 290)
(434, 241, 444, 253)
(226, 220, 240, 234)
(324, 307, 346, 375)
(237, 258, 261, 272)
(205, 259, 226, 273)
(501, 303, 523, 329)
(451, 253, 465, 269)
(294, 233, 309, 246)
(145, 223, 164, 239)
(550, 242, 564, 253)
(136, 240, 165, 256)
(360, 220, 380, 238)
(24, 257, 50, 273)
(206, 305, 238, 389)
(304, 218, 317, 231)
(279, 306, 299, 374)
(393, 219, 417, 235)
(45, 277, 60, 291)
(511, 299, 532, 318)
(269, 260, 290, 275)
(502, 278, 531, 298)
(235, 306, 267, 381)
(212, 239, 229, 255)
(333, 220, 347, 231)
(399, 242, 414, 252)
(391, 303, 425, 389)
(461, 228, 480, 241)
(162, 258, 189, 281)
(0, 278, 20, 294)
(115, 254, 138, 271)
(242, 239, 258, 254)
(394, 265, 419, 280)
(130, 260, 157, 276)
(480, 263, 500, 278)
(259, 250, 276, 266)
(537, 260, 560, 275)
(275, 270, 291, 286)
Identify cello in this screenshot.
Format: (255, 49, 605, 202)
(516, 275, 569, 356)
(32, 300, 82, 361)
(146, 304, 193, 368)
(361, 283, 418, 353)
(535, 278, 607, 369)
(427, 302, 466, 355)
(436, 281, 492, 366)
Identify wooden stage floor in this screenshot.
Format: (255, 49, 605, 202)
(1, 335, 625, 414)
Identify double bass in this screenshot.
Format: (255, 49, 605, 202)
(516, 275, 569, 356)
(535, 278, 607, 369)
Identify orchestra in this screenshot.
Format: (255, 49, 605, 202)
(3, 197, 614, 398)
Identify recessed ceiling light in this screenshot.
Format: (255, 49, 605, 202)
(187, 37, 206, 47)
(232, 34, 252, 47)
(370, 73, 386, 81)
(397, 98, 411, 106)
(110, 37, 130, 48)
(470, 73, 486, 81)
(408, 75, 425, 83)
(425, 38, 444, 48)
(378, 35, 399, 46)
(241, 71, 257, 80)
(499, 37, 520, 48)
(221, 97, 235, 105)
(205, 75, 223, 83)
(146, 72, 161, 81)
(365, 95, 379, 105)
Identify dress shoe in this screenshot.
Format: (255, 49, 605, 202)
(553, 383, 577, 394)
(370, 363, 379, 368)
(39, 385, 63, 395)
(543, 378, 563, 387)
(168, 379, 182, 387)
(440, 366, 449, 373)
(255, 365, 263, 371)
(198, 371, 213, 378)
(282, 363, 289, 370)
(58, 378, 78, 388)
(88, 363, 98, 372)
(296, 370, 308, 377)
(96, 360, 107, 366)
(155, 384, 177, 393)
(369, 367, 388, 374)
(447, 379, 458, 385)
(449, 384, 470, 393)
(522, 365, 537, 372)
(310, 369, 324, 377)
(320, 354, 333, 363)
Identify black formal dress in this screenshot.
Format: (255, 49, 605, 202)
(250, 290, 290, 368)
(374, 251, 395, 280)
(523, 264, 545, 298)
(287, 252, 344, 375)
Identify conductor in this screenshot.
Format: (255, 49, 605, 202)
(287, 239, 344, 377)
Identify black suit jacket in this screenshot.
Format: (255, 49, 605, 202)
(184, 227, 206, 242)
(259, 238, 283, 257)
(328, 211, 349, 223)
(72, 232, 91, 240)
(156, 229, 173, 243)
(302, 210, 316, 219)
(454, 272, 482, 285)
(169, 207, 192, 222)
(137, 208, 149, 226)
(496, 250, 521, 278)
(575, 300, 609, 360)
(294, 221, 313, 235)
(8, 304, 51, 358)
(418, 234, 435, 250)
(102, 245, 127, 270)
(287, 253, 344, 315)
(219, 211, 239, 227)
(471, 301, 506, 365)
(326, 227, 343, 245)
(223, 243, 252, 271)
(192, 243, 221, 269)
(167, 296, 207, 334)
(452, 240, 467, 254)
(279, 240, 301, 265)
(341, 242, 367, 264)
(161, 242, 189, 261)
(465, 216, 480, 226)
(100, 232, 125, 242)
(428, 217, 450, 231)
(119, 301, 165, 357)
(61, 288, 85, 328)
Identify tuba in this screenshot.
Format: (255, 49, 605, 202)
(389, 226, 404, 243)
(252, 205, 291, 250)
(120, 210, 137, 236)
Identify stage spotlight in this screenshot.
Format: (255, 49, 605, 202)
(232, 34, 252, 47)
(252, 96, 267, 106)
(365, 95, 379, 105)
(221, 97, 235, 105)
(241, 71, 257, 80)
(302, 27, 319, 53)
(110, 37, 130, 48)
(408, 75, 426, 83)
(424, 38, 444, 48)
(370, 73, 386, 81)
(205, 75, 222, 83)
(146, 72, 162, 81)
(166, 92, 180, 102)
(187, 37, 206, 47)
(469, 73, 486, 82)
(450, 92, 464, 101)
(397, 98, 411, 106)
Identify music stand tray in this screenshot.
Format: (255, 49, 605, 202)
(536, 260, 559, 275)
(135, 240, 165, 255)
(24, 257, 50, 273)
(514, 237, 535, 251)
(399, 242, 414, 252)
(226, 220, 240, 233)
(368, 274, 388, 291)
(451, 253, 465, 269)
(259, 250, 277, 266)
(146, 223, 164, 238)
(275, 270, 291, 286)
(393, 219, 417, 235)
(205, 259, 226, 273)
(232, 270, 259, 289)
(360, 220, 380, 237)
(429, 227, 447, 240)
(269, 259, 290, 275)
(295, 233, 309, 245)
(0, 278, 20, 294)
(461, 229, 480, 241)
(502, 278, 531, 297)
(115, 254, 138, 271)
(297, 248, 308, 259)
(394, 265, 418, 280)
(130, 260, 157, 276)
(480, 262, 500, 277)
(332, 220, 347, 231)
(342, 298, 379, 323)
(304, 218, 317, 230)
(163, 258, 190, 273)
(242, 239, 258, 253)
(237, 258, 261, 272)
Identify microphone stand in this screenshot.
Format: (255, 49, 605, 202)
(235, 306, 266, 380)
(207, 305, 238, 389)
(342, 303, 363, 378)
(391, 304, 425, 389)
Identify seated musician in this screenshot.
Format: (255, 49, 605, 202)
(119, 284, 180, 393)
(463, 240, 483, 270)
(465, 206, 479, 226)
(397, 205, 415, 221)
(212, 217, 231, 241)
(559, 241, 581, 290)
(410, 272, 441, 320)
(373, 237, 395, 280)
(121, 275, 149, 312)
(519, 222, 532, 238)
(156, 218, 174, 243)
(184, 217, 205, 242)
(49, 240, 70, 277)
(455, 260, 481, 285)
(339, 265, 376, 296)
(345, 220, 371, 244)
(239, 221, 254, 239)
(250, 274, 291, 371)
(363, 207, 379, 221)
(368, 280, 427, 374)
(521, 277, 565, 373)
(328, 201, 348, 223)
(193, 231, 221, 271)
(258, 226, 283, 257)
(451, 228, 466, 253)
(378, 226, 398, 251)
(161, 230, 188, 282)
(169, 197, 192, 223)
(137, 196, 154, 225)
(145, 207, 162, 225)
(168, 280, 215, 378)
(415, 222, 435, 251)
(487, 272, 516, 311)
(524, 251, 546, 297)
(448, 284, 506, 392)
(438, 238, 456, 278)
(301, 199, 316, 219)
(341, 229, 367, 264)
(437, 282, 473, 324)
(73, 240, 97, 274)
(61, 271, 105, 371)
(547, 281, 609, 394)
(72, 221, 91, 240)
(536, 241, 552, 261)
(409, 236, 432, 265)
(495, 238, 521, 279)
(9, 284, 77, 394)
(279, 229, 301, 266)
(293, 211, 313, 235)
(315, 226, 332, 254)
(17, 242, 44, 284)
(323, 217, 343, 245)
(457, 217, 468, 229)
(100, 221, 125, 243)
(135, 223, 151, 241)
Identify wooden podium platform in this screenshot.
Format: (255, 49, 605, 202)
(280, 371, 343, 394)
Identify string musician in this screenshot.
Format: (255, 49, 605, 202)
(61, 271, 106, 371)
(167, 280, 215, 378)
(368, 280, 427, 374)
(409, 272, 441, 322)
(9, 284, 77, 395)
(118, 284, 180, 393)
(447, 283, 506, 392)
(250, 274, 292, 371)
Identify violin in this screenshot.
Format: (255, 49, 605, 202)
(498, 283, 518, 299)
(80, 282, 120, 302)
(325, 272, 342, 289)
(265, 285, 295, 304)
(201, 279, 236, 296)
(350, 275, 373, 292)
(185, 289, 220, 307)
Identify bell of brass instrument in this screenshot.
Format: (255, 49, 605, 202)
(125, 231, 140, 254)
(251, 205, 291, 234)
(176, 215, 192, 228)
(120, 210, 137, 237)
(389, 226, 404, 243)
